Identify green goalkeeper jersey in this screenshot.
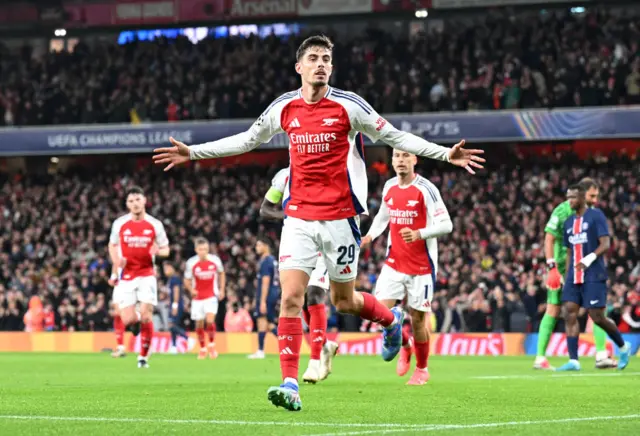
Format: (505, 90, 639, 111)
(544, 200, 574, 275)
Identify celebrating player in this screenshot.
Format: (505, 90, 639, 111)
(260, 167, 339, 383)
(184, 238, 225, 360)
(534, 178, 617, 370)
(361, 150, 452, 385)
(164, 261, 189, 354)
(153, 35, 484, 411)
(248, 236, 280, 359)
(108, 186, 170, 368)
(555, 184, 631, 371)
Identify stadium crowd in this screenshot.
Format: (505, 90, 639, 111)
(1, 152, 638, 334)
(1, 7, 640, 127)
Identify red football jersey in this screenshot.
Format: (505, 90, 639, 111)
(109, 213, 169, 280)
(382, 175, 449, 276)
(184, 254, 224, 300)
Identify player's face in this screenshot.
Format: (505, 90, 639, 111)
(255, 241, 265, 256)
(295, 46, 333, 87)
(392, 151, 417, 176)
(585, 187, 599, 207)
(126, 194, 146, 215)
(196, 243, 209, 258)
(567, 189, 585, 211)
(162, 264, 174, 276)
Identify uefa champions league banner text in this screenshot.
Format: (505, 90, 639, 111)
(1, 106, 640, 156)
(1, 332, 639, 356)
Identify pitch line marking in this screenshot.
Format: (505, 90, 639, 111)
(0, 415, 432, 429)
(472, 371, 640, 380)
(305, 414, 640, 436)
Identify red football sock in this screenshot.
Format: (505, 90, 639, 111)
(196, 327, 206, 348)
(113, 314, 125, 347)
(402, 323, 412, 348)
(140, 321, 153, 358)
(207, 323, 216, 344)
(278, 317, 303, 381)
(415, 340, 430, 370)
(359, 292, 395, 327)
(302, 307, 311, 326)
(308, 304, 327, 360)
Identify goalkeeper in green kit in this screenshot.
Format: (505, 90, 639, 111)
(533, 178, 617, 370)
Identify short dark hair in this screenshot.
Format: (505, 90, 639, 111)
(194, 237, 209, 246)
(579, 177, 599, 191)
(256, 235, 272, 248)
(296, 35, 333, 61)
(126, 185, 144, 197)
(568, 184, 585, 194)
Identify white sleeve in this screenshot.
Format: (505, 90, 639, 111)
(210, 254, 225, 273)
(153, 221, 169, 247)
(346, 92, 450, 162)
(271, 168, 290, 194)
(184, 258, 195, 280)
(418, 182, 453, 240)
(366, 200, 390, 240)
(109, 219, 122, 245)
(189, 97, 285, 160)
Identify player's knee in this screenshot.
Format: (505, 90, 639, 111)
(546, 304, 560, 318)
(281, 290, 304, 314)
(140, 312, 153, 324)
(410, 310, 426, 326)
(307, 286, 325, 306)
(588, 309, 605, 324)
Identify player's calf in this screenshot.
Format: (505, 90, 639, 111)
(587, 308, 630, 369)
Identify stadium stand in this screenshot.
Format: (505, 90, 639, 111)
(1, 7, 639, 127)
(1, 153, 637, 333)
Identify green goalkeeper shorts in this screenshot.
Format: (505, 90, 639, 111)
(546, 287, 562, 306)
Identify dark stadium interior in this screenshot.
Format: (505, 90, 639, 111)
(0, 3, 638, 339)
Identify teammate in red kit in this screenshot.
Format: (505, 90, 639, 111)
(184, 238, 225, 360)
(108, 186, 170, 368)
(361, 150, 453, 385)
(153, 35, 483, 411)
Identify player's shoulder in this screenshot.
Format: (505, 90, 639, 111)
(383, 176, 399, 190)
(263, 90, 301, 115)
(589, 207, 607, 219)
(415, 175, 441, 200)
(186, 255, 199, 267)
(326, 87, 374, 114)
(142, 213, 164, 227)
(207, 253, 222, 263)
(272, 167, 290, 182)
(553, 200, 572, 215)
(112, 213, 133, 226)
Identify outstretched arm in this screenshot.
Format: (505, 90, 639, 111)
(347, 92, 485, 174)
(153, 98, 285, 171)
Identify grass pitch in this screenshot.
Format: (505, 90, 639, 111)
(0, 353, 638, 435)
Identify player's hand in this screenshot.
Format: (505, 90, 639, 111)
(400, 228, 421, 243)
(545, 267, 562, 290)
(149, 243, 159, 256)
(152, 137, 191, 171)
(108, 274, 119, 287)
(260, 301, 267, 315)
(360, 235, 372, 248)
(576, 262, 587, 271)
(171, 306, 178, 317)
(448, 140, 485, 175)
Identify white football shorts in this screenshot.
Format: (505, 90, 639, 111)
(279, 216, 360, 283)
(113, 275, 158, 308)
(190, 297, 219, 321)
(374, 264, 434, 312)
(308, 254, 330, 291)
